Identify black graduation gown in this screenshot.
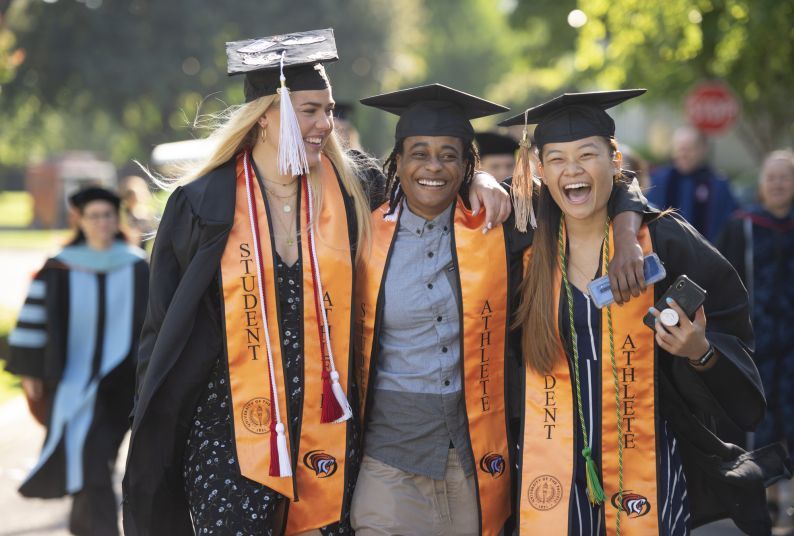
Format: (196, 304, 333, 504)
(508, 210, 792, 536)
(6, 243, 149, 499)
(121, 158, 379, 536)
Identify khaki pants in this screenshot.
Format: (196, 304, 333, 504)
(351, 449, 479, 536)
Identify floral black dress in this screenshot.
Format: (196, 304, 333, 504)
(183, 254, 359, 535)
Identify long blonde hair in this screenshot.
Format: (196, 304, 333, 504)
(155, 94, 371, 257)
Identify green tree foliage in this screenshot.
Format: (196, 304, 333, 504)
(506, 0, 794, 159)
(0, 0, 416, 166)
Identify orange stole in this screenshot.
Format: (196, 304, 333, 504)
(221, 153, 352, 534)
(519, 225, 659, 536)
(355, 198, 511, 536)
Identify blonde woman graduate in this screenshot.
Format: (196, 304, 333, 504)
(122, 29, 510, 536)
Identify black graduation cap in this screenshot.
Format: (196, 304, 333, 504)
(69, 186, 121, 211)
(333, 102, 354, 122)
(360, 83, 509, 142)
(498, 89, 646, 149)
(475, 131, 519, 157)
(226, 28, 338, 102)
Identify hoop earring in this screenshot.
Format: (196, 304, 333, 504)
(260, 126, 267, 143)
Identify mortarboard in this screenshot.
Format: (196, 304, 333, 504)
(360, 83, 509, 142)
(226, 28, 337, 102)
(69, 187, 121, 211)
(332, 102, 354, 122)
(498, 89, 646, 149)
(226, 29, 338, 176)
(475, 131, 519, 157)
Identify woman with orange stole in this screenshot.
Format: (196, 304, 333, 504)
(503, 90, 791, 535)
(352, 84, 648, 536)
(122, 29, 510, 536)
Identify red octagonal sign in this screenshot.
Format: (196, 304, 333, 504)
(685, 80, 740, 135)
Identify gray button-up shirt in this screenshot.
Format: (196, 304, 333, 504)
(364, 202, 475, 479)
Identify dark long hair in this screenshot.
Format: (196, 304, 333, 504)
(514, 136, 623, 374)
(382, 137, 480, 216)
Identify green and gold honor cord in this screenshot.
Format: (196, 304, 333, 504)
(558, 218, 625, 534)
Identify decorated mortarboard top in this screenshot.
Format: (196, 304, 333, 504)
(498, 89, 646, 148)
(360, 83, 509, 142)
(226, 28, 338, 103)
(69, 186, 121, 210)
(475, 131, 520, 157)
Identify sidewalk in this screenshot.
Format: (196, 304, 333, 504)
(0, 396, 126, 536)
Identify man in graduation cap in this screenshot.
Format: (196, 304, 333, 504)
(352, 84, 649, 536)
(8, 186, 148, 536)
(475, 131, 519, 181)
(501, 89, 791, 535)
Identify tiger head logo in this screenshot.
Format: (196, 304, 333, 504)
(611, 491, 652, 518)
(479, 453, 505, 479)
(303, 450, 338, 478)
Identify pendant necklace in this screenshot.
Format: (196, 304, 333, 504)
(265, 185, 297, 214)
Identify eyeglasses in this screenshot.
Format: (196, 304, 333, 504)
(82, 211, 117, 222)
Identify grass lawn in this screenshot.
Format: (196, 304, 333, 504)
(0, 229, 72, 250)
(0, 191, 33, 228)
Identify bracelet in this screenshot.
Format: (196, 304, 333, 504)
(688, 344, 715, 367)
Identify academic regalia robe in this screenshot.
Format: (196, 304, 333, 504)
(509, 211, 791, 535)
(121, 156, 384, 536)
(6, 241, 149, 535)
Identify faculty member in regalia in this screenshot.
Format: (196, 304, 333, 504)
(121, 30, 508, 536)
(503, 90, 791, 535)
(7, 186, 149, 536)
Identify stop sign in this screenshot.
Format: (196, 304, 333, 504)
(685, 80, 740, 135)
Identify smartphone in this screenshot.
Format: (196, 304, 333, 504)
(642, 275, 707, 329)
(588, 253, 666, 308)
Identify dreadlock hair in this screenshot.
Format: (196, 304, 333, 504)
(382, 138, 480, 216)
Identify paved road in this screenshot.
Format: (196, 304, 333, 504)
(0, 248, 51, 311)
(0, 396, 127, 536)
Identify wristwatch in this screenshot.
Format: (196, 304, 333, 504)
(689, 344, 715, 368)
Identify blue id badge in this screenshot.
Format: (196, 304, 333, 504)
(587, 253, 666, 308)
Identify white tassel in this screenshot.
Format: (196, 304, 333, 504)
(275, 422, 293, 477)
(330, 371, 353, 423)
(277, 51, 309, 177)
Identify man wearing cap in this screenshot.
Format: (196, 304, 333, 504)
(352, 84, 647, 536)
(7, 186, 148, 536)
(475, 131, 519, 181)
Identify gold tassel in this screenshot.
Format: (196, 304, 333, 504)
(511, 114, 536, 232)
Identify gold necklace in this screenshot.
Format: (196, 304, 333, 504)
(264, 186, 298, 213)
(268, 199, 298, 247)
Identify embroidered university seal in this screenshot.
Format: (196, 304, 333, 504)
(303, 450, 338, 478)
(241, 397, 271, 434)
(527, 475, 563, 511)
(611, 491, 652, 518)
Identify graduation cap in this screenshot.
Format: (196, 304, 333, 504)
(69, 187, 121, 211)
(498, 89, 646, 149)
(475, 131, 519, 157)
(332, 102, 354, 122)
(360, 83, 509, 142)
(226, 28, 338, 176)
